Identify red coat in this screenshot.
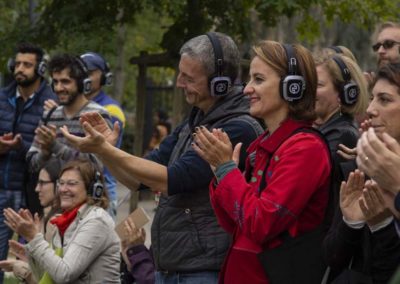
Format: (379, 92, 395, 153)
(210, 119, 331, 284)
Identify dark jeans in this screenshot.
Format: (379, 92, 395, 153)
(155, 271, 219, 284)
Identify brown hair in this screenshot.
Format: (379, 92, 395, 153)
(252, 40, 317, 121)
(59, 158, 109, 209)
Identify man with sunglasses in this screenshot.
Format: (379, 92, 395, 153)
(373, 22, 400, 67)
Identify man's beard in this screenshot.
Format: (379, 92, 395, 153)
(15, 72, 39, 87)
(59, 90, 80, 106)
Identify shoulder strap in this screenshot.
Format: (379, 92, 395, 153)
(258, 127, 332, 193)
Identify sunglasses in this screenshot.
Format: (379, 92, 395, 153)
(372, 40, 400, 52)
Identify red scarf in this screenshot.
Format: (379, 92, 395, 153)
(50, 205, 82, 237)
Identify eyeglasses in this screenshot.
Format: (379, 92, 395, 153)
(56, 179, 81, 189)
(372, 40, 400, 52)
(37, 180, 53, 187)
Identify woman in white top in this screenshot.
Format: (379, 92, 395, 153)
(4, 158, 120, 283)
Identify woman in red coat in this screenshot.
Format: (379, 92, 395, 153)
(193, 41, 332, 284)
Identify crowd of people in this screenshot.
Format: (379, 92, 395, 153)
(0, 21, 399, 284)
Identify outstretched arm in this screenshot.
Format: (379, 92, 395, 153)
(60, 119, 168, 193)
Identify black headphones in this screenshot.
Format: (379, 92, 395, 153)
(80, 53, 113, 86)
(7, 54, 47, 78)
(88, 171, 104, 200)
(101, 62, 113, 86)
(73, 56, 92, 95)
(329, 46, 343, 54)
(206, 32, 232, 97)
(280, 44, 306, 102)
(332, 56, 359, 106)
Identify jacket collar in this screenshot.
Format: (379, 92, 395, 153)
(187, 86, 249, 131)
(258, 118, 311, 154)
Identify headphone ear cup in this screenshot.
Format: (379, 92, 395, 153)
(104, 72, 113, 86)
(340, 82, 359, 105)
(7, 58, 15, 74)
(36, 60, 47, 77)
(209, 76, 231, 97)
(89, 171, 104, 200)
(82, 78, 92, 95)
(280, 75, 306, 102)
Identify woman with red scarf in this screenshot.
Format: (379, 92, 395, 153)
(4, 158, 120, 283)
(192, 41, 332, 283)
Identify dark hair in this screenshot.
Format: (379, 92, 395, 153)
(253, 41, 318, 121)
(373, 62, 400, 92)
(42, 158, 63, 185)
(59, 158, 109, 209)
(48, 54, 87, 89)
(15, 42, 44, 64)
(40, 158, 63, 229)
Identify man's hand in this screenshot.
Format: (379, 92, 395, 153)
(0, 133, 22, 154)
(60, 120, 110, 154)
(357, 128, 400, 195)
(44, 99, 58, 112)
(80, 112, 120, 146)
(34, 125, 57, 152)
(340, 170, 366, 222)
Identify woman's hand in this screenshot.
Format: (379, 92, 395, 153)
(4, 208, 40, 242)
(359, 180, 392, 227)
(337, 144, 357, 161)
(8, 240, 27, 262)
(0, 259, 17, 272)
(120, 219, 146, 253)
(192, 127, 241, 170)
(340, 170, 366, 222)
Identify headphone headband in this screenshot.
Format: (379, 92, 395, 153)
(205, 32, 232, 97)
(206, 32, 224, 76)
(329, 46, 343, 54)
(332, 56, 351, 82)
(331, 55, 359, 105)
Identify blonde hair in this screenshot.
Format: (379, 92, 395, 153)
(318, 46, 358, 63)
(314, 54, 369, 116)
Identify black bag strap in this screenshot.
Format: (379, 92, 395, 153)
(42, 106, 57, 126)
(258, 126, 332, 193)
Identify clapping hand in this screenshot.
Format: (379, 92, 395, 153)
(0, 133, 22, 154)
(340, 170, 366, 222)
(359, 180, 392, 227)
(192, 126, 241, 171)
(4, 208, 40, 242)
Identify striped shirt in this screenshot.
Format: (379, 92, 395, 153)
(27, 101, 111, 172)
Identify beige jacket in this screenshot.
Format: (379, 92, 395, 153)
(26, 205, 121, 283)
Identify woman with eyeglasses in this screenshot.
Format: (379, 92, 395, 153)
(4, 158, 120, 283)
(0, 157, 62, 283)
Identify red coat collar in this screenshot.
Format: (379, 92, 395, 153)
(249, 118, 311, 154)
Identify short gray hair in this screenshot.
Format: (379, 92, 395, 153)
(179, 32, 240, 82)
